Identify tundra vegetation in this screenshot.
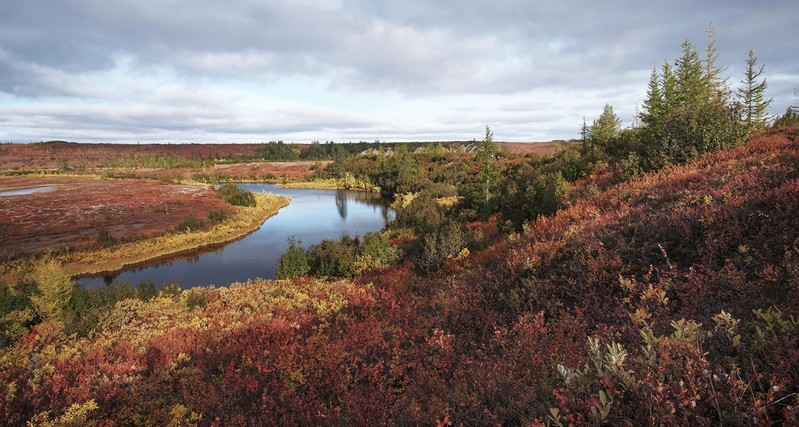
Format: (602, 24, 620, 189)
(1, 30, 798, 425)
(0, 186, 289, 283)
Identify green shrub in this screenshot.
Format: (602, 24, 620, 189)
(208, 209, 231, 224)
(394, 192, 444, 234)
(275, 238, 311, 280)
(136, 281, 158, 301)
(159, 284, 182, 299)
(309, 238, 357, 278)
(97, 228, 117, 247)
(218, 183, 256, 207)
(186, 291, 208, 310)
(528, 171, 569, 218)
(415, 220, 468, 274)
(772, 106, 799, 128)
(353, 232, 401, 274)
(175, 214, 205, 232)
(0, 282, 37, 347)
(358, 232, 400, 264)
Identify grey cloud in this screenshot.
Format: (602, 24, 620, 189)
(5, 1, 794, 95)
(1, 0, 797, 142)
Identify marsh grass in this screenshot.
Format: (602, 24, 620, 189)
(279, 178, 380, 192)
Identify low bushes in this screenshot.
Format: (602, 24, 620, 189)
(217, 183, 256, 207)
(275, 232, 401, 279)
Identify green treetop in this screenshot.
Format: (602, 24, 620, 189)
(737, 49, 772, 132)
(640, 68, 664, 129)
(590, 104, 622, 148)
(703, 23, 729, 104)
(675, 39, 705, 108)
(661, 61, 678, 114)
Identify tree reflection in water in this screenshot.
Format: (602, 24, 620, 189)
(335, 189, 348, 219)
(335, 189, 393, 222)
(79, 184, 395, 289)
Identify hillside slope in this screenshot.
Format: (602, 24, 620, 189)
(1, 127, 797, 425)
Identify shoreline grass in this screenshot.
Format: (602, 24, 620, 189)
(278, 178, 380, 193)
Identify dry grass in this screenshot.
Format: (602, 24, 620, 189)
(279, 177, 380, 192)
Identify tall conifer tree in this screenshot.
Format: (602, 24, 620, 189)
(675, 39, 704, 108)
(640, 68, 663, 129)
(661, 61, 678, 114)
(463, 126, 499, 219)
(590, 104, 622, 148)
(580, 117, 590, 143)
(704, 23, 729, 103)
(737, 49, 772, 131)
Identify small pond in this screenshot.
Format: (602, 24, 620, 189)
(0, 186, 57, 196)
(78, 184, 394, 289)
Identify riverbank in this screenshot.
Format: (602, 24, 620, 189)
(1, 193, 290, 282)
(0, 176, 240, 260)
(278, 177, 380, 193)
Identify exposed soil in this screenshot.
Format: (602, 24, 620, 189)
(0, 176, 230, 260)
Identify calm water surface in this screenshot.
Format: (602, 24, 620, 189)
(78, 184, 393, 289)
(0, 186, 57, 196)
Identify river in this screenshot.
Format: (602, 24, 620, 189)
(78, 184, 393, 289)
(0, 186, 57, 197)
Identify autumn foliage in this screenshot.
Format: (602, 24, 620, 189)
(1, 127, 799, 425)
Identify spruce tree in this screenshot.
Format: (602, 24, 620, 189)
(580, 117, 590, 143)
(275, 238, 310, 280)
(737, 49, 772, 132)
(475, 126, 499, 216)
(462, 126, 499, 219)
(590, 104, 622, 148)
(640, 68, 663, 129)
(638, 62, 678, 170)
(661, 61, 678, 114)
(703, 23, 729, 103)
(675, 39, 704, 108)
(638, 31, 746, 171)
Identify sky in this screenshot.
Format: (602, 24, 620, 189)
(1, 1, 797, 144)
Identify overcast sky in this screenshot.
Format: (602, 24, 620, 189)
(1, 1, 797, 143)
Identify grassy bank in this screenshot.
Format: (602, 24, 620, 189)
(64, 193, 290, 277)
(2, 193, 290, 282)
(278, 177, 380, 192)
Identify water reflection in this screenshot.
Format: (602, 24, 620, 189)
(334, 189, 395, 221)
(336, 190, 348, 219)
(0, 186, 58, 197)
(79, 184, 394, 289)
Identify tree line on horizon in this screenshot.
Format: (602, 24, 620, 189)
(251, 139, 484, 162)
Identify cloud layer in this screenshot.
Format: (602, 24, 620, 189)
(1, 1, 797, 143)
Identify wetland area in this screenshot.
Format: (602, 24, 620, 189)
(79, 184, 393, 289)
